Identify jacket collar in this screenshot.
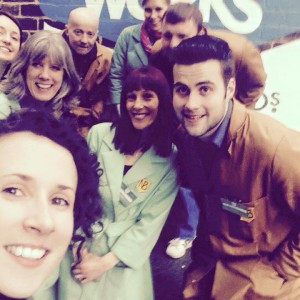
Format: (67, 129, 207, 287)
(225, 100, 248, 155)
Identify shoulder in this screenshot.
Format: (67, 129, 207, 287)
(117, 24, 141, 42)
(96, 42, 113, 60)
(0, 93, 20, 119)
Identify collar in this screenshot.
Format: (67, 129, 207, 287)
(200, 99, 233, 148)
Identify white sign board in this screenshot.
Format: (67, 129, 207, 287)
(255, 39, 300, 132)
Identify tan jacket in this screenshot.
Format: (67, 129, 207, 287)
(181, 101, 300, 299)
(207, 28, 267, 107)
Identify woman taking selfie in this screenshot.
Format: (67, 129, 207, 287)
(0, 110, 102, 299)
(59, 66, 178, 300)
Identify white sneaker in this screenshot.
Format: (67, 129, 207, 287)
(166, 238, 193, 259)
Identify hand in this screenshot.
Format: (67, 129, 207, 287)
(72, 252, 120, 284)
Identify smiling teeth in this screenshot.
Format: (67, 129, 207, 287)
(36, 83, 52, 89)
(7, 246, 46, 259)
(0, 46, 10, 53)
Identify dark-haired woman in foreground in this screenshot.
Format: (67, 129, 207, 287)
(0, 110, 102, 300)
(59, 66, 178, 300)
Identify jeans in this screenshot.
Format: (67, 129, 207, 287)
(178, 187, 199, 239)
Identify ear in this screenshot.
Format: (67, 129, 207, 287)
(226, 77, 236, 100)
(65, 24, 69, 36)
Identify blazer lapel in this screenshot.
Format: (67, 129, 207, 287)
(101, 132, 125, 206)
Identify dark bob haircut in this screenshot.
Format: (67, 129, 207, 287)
(0, 109, 102, 239)
(113, 66, 174, 157)
(172, 35, 235, 87)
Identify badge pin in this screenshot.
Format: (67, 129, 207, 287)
(136, 178, 151, 193)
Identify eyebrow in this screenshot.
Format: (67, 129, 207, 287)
(173, 81, 212, 88)
(1, 173, 76, 192)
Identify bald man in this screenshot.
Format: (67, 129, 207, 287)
(63, 7, 116, 136)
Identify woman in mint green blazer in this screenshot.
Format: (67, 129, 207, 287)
(59, 66, 178, 300)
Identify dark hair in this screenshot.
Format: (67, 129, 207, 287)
(142, 0, 170, 7)
(172, 35, 235, 86)
(163, 3, 203, 32)
(113, 66, 174, 157)
(0, 10, 23, 46)
(0, 109, 102, 239)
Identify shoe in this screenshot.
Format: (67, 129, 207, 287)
(166, 238, 193, 259)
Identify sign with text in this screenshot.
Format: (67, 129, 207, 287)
(39, 0, 300, 45)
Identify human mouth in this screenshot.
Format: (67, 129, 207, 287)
(6, 245, 47, 260)
(183, 112, 205, 121)
(131, 112, 149, 119)
(36, 83, 52, 89)
(0, 46, 11, 53)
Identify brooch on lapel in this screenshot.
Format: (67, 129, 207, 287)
(136, 178, 151, 193)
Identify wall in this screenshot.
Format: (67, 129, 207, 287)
(1, 0, 300, 48)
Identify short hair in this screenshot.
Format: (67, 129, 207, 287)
(172, 35, 235, 86)
(163, 3, 203, 32)
(113, 66, 174, 157)
(141, 0, 170, 7)
(0, 31, 80, 117)
(0, 109, 102, 240)
(0, 10, 23, 46)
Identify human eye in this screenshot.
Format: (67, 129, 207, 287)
(11, 34, 20, 42)
(143, 91, 154, 101)
(126, 92, 136, 102)
(178, 34, 186, 40)
(199, 86, 210, 95)
(51, 196, 69, 207)
(144, 8, 151, 13)
(163, 32, 172, 40)
(73, 29, 82, 36)
(88, 31, 95, 38)
(174, 84, 190, 97)
(51, 65, 62, 71)
(2, 186, 23, 197)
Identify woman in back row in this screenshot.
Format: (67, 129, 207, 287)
(0, 30, 80, 120)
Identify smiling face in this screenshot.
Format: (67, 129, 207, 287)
(0, 131, 77, 298)
(65, 9, 98, 56)
(126, 89, 159, 130)
(26, 56, 64, 102)
(143, 0, 169, 35)
(0, 15, 21, 62)
(173, 60, 235, 138)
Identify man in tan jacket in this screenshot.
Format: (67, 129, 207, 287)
(172, 34, 300, 300)
(150, 2, 267, 260)
(63, 7, 115, 135)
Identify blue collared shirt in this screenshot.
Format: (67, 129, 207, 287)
(200, 99, 233, 148)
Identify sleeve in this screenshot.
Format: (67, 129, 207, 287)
(109, 27, 131, 105)
(111, 164, 178, 270)
(234, 38, 267, 108)
(270, 131, 300, 280)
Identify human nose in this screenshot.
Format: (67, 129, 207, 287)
(38, 66, 50, 80)
(185, 91, 200, 110)
(1, 32, 11, 44)
(24, 198, 55, 235)
(170, 37, 180, 48)
(133, 97, 144, 109)
(80, 33, 88, 44)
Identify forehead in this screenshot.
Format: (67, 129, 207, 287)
(69, 13, 98, 32)
(0, 132, 77, 184)
(162, 18, 198, 35)
(0, 15, 20, 35)
(173, 60, 223, 84)
(144, 0, 167, 8)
